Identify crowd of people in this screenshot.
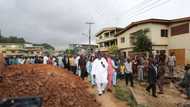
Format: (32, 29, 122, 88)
(62, 51, 179, 97)
(4, 56, 60, 66)
(4, 51, 190, 99)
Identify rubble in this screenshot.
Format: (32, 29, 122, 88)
(0, 64, 100, 107)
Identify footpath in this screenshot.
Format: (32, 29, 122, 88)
(88, 86, 128, 107)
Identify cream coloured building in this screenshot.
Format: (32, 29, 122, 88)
(168, 18, 190, 65)
(0, 43, 44, 56)
(115, 17, 190, 65)
(116, 19, 169, 57)
(96, 27, 124, 52)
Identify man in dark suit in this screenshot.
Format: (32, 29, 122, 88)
(183, 64, 190, 99)
(79, 55, 87, 80)
(146, 57, 158, 97)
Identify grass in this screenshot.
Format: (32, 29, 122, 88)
(113, 81, 149, 107)
(114, 85, 129, 101)
(113, 85, 136, 107)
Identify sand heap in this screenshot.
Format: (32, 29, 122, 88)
(0, 64, 100, 107)
(0, 53, 5, 75)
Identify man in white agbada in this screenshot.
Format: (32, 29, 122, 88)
(92, 53, 108, 96)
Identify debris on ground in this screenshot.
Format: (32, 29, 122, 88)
(132, 83, 189, 107)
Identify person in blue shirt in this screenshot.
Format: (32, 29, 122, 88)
(86, 56, 95, 86)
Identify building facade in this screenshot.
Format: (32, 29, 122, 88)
(0, 43, 25, 56)
(95, 17, 190, 65)
(168, 19, 190, 65)
(115, 17, 190, 65)
(69, 44, 98, 54)
(96, 27, 124, 52)
(0, 43, 44, 57)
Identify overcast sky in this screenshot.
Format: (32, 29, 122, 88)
(0, 0, 189, 49)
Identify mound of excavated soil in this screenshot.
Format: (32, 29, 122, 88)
(0, 64, 100, 107)
(0, 53, 5, 75)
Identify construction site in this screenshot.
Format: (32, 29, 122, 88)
(0, 53, 101, 107)
(1, 53, 190, 107)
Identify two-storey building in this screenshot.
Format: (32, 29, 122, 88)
(168, 17, 190, 65)
(96, 27, 124, 52)
(115, 17, 190, 65)
(116, 19, 170, 58)
(0, 43, 45, 56)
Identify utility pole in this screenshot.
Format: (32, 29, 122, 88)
(85, 22, 94, 45)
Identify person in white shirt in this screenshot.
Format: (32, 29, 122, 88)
(125, 58, 134, 87)
(20, 57, 26, 64)
(91, 52, 108, 96)
(43, 56, 49, 64)
(52, 56, 57, 66)
(168, 52, 176, 77)
(58, 56, 64, 68)
(17, 57, 22, 64)
(75, 55, 81, 76)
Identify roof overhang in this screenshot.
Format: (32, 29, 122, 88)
(115, 16, 190, 37)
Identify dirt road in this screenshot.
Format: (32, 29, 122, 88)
(88, 86, 128, 107)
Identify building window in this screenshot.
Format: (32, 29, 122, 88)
(100, 43, 104, 47)
(161, 29, 168, 37)
(110, 31, 115, 37)
(156, 50, 166, 54)
(99, 36, 103, 39)
(104, 32, 109, 38)
(11, 50, 15, 53)
(130, 36, 136, 45)
(120, 37, 125, 43)
(123, 52, 127, 58)
(171, 23, 189, 36)
(105, 42, 110, 47)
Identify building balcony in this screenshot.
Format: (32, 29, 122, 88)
(96, 36, 116, 44)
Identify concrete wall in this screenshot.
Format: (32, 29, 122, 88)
(168, 22, 190, 64)
(150, 24, 169, 45)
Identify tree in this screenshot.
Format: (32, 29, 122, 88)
(0, 35, 25, 43)
(133, 29, 152, 52)
(65, 48, 74, 55)
(108, 45, 119, 56)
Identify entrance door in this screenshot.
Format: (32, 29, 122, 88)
(169, 49, 185, 65)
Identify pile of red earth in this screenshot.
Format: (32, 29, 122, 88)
(0, 64, 100, 107)
(0, 53, 5, 75)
